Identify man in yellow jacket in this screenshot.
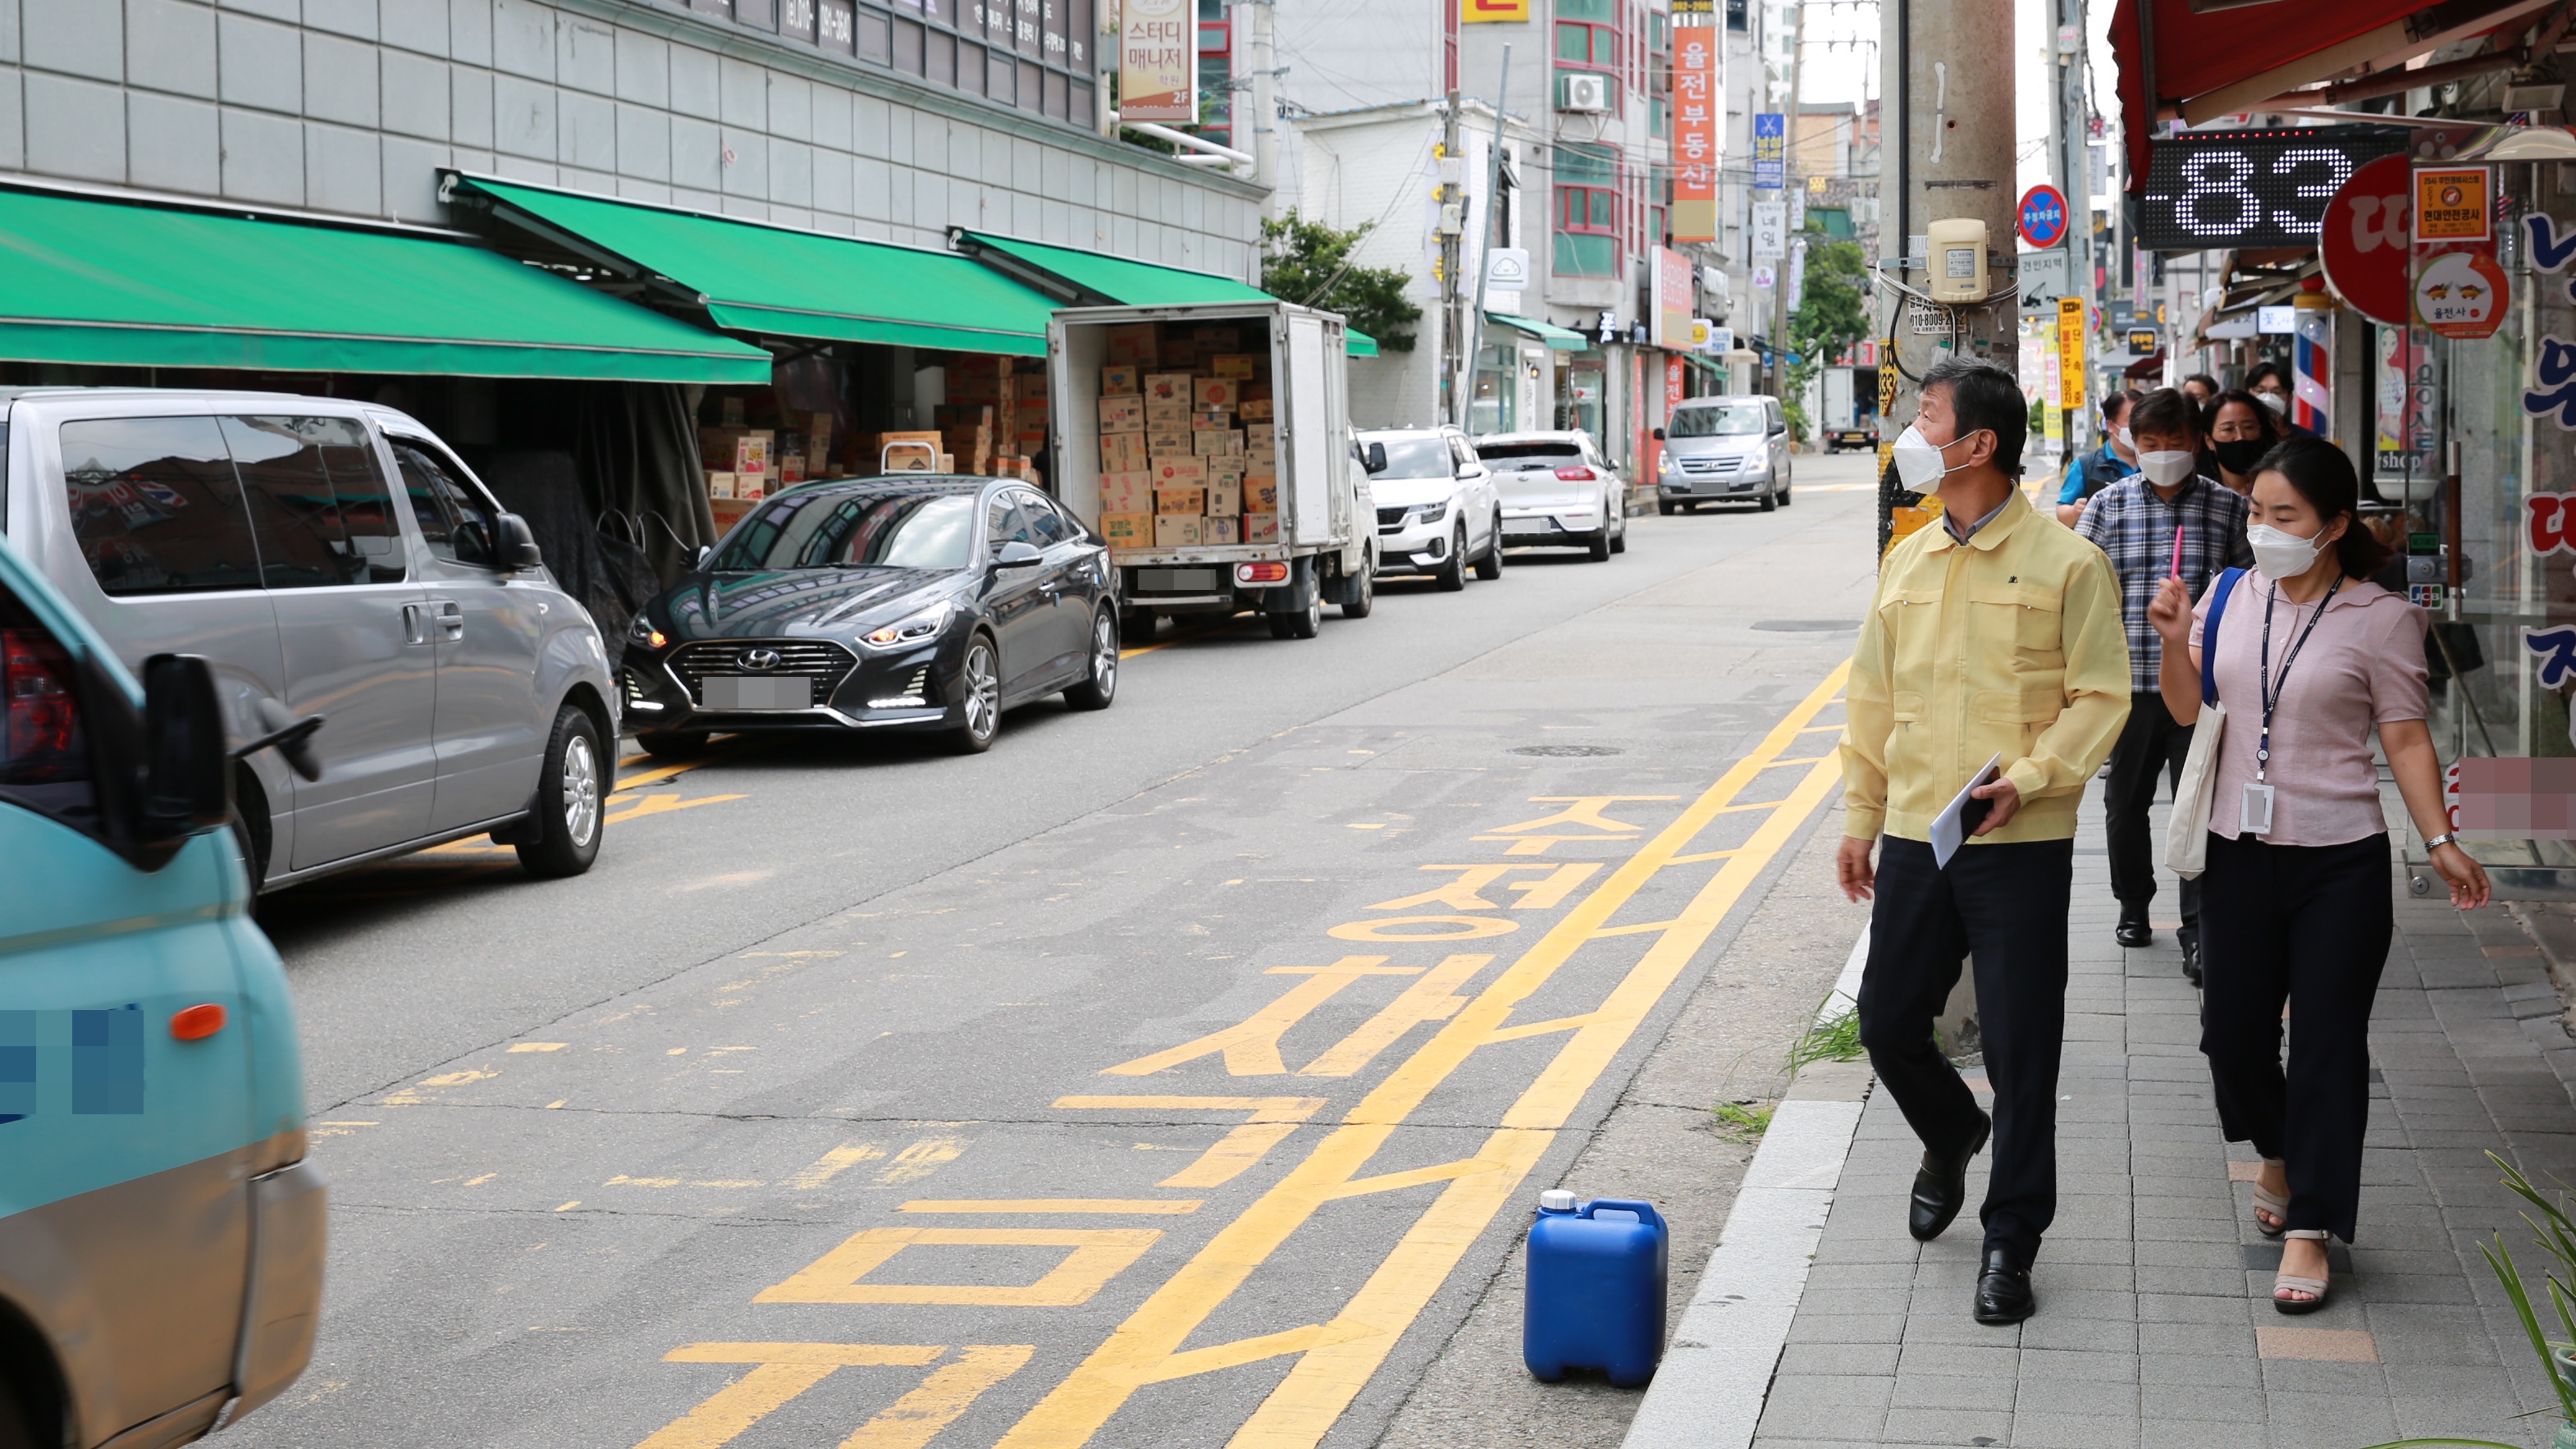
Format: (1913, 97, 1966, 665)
(1838, 357, 2131, 1326)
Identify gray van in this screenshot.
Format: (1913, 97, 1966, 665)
(1653, 395, 1793, 513)
(0, 389, 615, 889)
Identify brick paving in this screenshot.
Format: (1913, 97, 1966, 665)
(1749, 800, 2576, 1449)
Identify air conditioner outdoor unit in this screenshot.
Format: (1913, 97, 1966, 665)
(1559, 73, 1610, 113)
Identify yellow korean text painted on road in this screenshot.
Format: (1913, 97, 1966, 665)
(996, 661, 1852, 1448)
(1053, 1096, 1330, 1187)
(755, 1227, 1165, 1307)
(638, 1342, 1031, 1449)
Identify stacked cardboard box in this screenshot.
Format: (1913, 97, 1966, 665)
(1089, 324, 1282, 550)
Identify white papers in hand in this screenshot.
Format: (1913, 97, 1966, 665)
(1930, 754, 2004, 869)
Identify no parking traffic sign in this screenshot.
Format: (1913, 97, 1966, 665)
(2018, 185, 2069, 249)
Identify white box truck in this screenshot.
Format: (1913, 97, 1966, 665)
(1049, 300, 1375, 640)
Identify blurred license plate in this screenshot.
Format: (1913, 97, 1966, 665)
(703, 676, 811, 710)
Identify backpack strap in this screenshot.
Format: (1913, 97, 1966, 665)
(2201, 567, 2245, 707)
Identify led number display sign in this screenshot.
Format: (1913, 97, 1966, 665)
(2139, 126, 2410, 253)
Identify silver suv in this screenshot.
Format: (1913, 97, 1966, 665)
(0, 389, 614, 889)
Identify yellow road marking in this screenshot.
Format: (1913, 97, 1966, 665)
(1053, 1096, 1329, 1188)
(1119, 616, 1262, 660)
(1101, 958, 1403, 1076)
(1483, 796, 1681, 835)
(509, 1042, 569, 1053)
(1468, 833, 1639, 855)
(875, 1136, 969, 1186)
(606, 791, 747, 825)
(843, 1345, 1036, 1449)
(755, 1227, 1164, 1307)
(642, 1342, 1029, 1449)
(898, 1200, 1205, 1214)
(994, 661, 1852, 1448)
(1295, 954, 1491, 1079)
(1323, 915, 1519, 942)
(787, 1142, 888, 1190)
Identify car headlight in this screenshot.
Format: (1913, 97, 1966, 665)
(862, 600, 953, 648)
(1405, 500, 1451, 526)
(627, 615, 667, 650)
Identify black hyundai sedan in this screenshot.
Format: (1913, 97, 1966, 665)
(619, 477, 1118, 756)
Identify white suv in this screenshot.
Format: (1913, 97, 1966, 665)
(1360, 427, 1503, 590)
(1474, 431, 1628, 561)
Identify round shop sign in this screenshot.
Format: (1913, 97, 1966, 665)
(2322, 154, 2413, 327)
(2017, 185, 2070, 249)
(2413, 247, 2510, 339)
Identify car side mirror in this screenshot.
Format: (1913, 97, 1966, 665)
(1770, 421, 1787, 436)
(696, 545, 715, 569)
(494, 513, 544, 571)
(1364, 442, 1388, 474)
(993, 540, 1044, 569)
(1651, 427, 1666, 441)
(136, 655, 231, 860)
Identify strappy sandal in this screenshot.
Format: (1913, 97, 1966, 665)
(2273, 1228, 2331, 1314)
(2250, 1159, 2289, 1237)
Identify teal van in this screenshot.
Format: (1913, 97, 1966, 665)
(0, 531, 319, 1447)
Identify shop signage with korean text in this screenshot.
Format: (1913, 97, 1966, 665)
(1464, 0, 1529, 21)
(1653, 248, 1695, 349)
(2522, 213, 2576, 431)
(1673, 25, 1719, 242)
(1753, 113, 1785, 190)
(2411, 165, 2505, 340)
(1118, 0, 1194, 121)
(2056, 298, 2087, 413)
(1751, 200, 1785, 259)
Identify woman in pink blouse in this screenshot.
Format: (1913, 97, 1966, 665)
(2145, 437, 2490, 1316)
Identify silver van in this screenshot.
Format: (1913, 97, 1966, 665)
(1653, 395, 1794, 513)
(0, 389, 614, 889)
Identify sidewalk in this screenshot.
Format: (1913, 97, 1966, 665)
(1642, 798, 2576, 1449)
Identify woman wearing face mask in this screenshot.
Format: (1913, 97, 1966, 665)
(2145, 437, 2489, 1316)
(2244, 362, 2317, 440)
(2202, 389, 2283, 499)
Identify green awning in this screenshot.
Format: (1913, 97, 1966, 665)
(1487, 313, 1590, 352)
(952, 230, 1380, 358)
(0, 186, 774, 382)
(459, 177, 1059, 357)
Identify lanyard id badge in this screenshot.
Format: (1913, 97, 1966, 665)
(2249, 576, 2343, 840)
(2240, 780, 2277, 835)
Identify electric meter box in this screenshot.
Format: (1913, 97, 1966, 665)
(1927, 217, 1991, 304)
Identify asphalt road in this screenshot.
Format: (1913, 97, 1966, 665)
(231, 453, 1887, 1449)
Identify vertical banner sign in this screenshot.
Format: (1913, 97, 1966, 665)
(1751, 201, 1786, 260)
(1785, 239, 1806, 314)
(1464, 0, 1528, 20)
(1672, 25, 1720, 241)
(2056, 298, 2087, 413)
(1119, 0, 1194, 121)
(2411, 166, 2507, 341)
(1654, 248, 1695, 348)
(1752, 113, 1785, 190)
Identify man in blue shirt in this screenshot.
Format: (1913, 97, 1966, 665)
(2054, 390, 2139, 525)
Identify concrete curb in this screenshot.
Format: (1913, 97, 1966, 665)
(1619, 926, 1872, 1449)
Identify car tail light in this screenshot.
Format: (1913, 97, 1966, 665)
(1235, 562, 1290, 583)
(2, 628, 82, 775)
(1553, 465, 1596, 482)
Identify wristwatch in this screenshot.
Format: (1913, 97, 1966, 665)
(2424, 831, 2460, 851)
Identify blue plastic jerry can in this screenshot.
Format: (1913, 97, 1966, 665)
(1523, 1188, 1669, 1387)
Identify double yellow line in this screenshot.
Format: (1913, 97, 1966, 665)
(998, 662, 1853, 1447)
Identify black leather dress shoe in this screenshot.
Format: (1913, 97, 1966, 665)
(2181, 936, 2203, 987)
(1907, 1109, 1992, 1241)
(2115, 911, 2151, 948)
(1974, 1248, 2036, 1324)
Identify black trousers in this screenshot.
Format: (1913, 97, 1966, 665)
(2197, 830, 2393, 1243)
(1858, 835, 2071, 1265)
(2104, 691, 2201, 940)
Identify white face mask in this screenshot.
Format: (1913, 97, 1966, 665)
(2112, 425, 2134, 452)
(2139, 450, 2196, 487)
(2255, 390, 2290, 415)
(1890, 423, 1965, 492)
(2247, 522, 2327, 578)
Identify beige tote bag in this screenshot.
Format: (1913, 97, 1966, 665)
(2163, 569, 2245, 880)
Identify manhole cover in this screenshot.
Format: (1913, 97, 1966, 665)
(1510, 744, 1624, 757)
(1752, 619, 1861, 632)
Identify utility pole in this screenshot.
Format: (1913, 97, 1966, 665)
(1440, 90, 1464, 427)
(2056, 0, 2093, 454)
(1476, 45, 1514, 423)
(1878, 0, 2015, 1057)
(1770, 0, 1804, 400)
(1248, 0, 1277, 192)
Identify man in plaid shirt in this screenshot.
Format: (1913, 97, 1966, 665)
(2074, 388, 2251, 984)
